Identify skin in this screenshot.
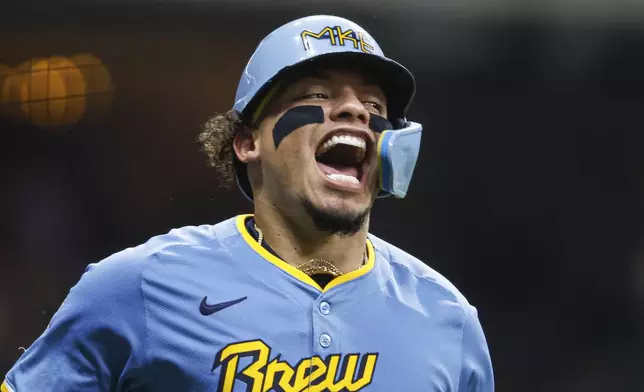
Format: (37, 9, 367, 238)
(233, 69, 388, 274)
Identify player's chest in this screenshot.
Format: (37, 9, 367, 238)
(139, 282, 464, 391)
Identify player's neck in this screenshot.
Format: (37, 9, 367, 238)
(252, 202, 369, 274)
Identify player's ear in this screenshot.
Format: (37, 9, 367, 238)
(233, 126, 260, 164)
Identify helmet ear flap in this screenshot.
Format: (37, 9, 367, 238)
(377, 122, 423, 199)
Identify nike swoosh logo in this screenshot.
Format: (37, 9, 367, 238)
(199, 296, 247, 316)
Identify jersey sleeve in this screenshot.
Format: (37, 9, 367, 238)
(2, 249, 148, 392)
(458, 305, 495, 392)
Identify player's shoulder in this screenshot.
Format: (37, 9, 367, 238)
(368, 233, 472, 308)
(89, 216, 238, 280)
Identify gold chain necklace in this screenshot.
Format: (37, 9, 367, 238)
(253, 223, 366, 277)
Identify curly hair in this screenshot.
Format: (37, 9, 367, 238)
(197, 109, 252, 187)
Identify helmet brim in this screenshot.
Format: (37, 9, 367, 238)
(243, 51, 415, 124)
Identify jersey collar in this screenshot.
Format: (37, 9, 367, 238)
(235, 214, 375, 292)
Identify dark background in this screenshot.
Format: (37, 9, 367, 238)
(1, 1, 644, 390)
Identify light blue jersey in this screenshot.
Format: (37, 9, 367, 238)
(3, 215, 493, 391)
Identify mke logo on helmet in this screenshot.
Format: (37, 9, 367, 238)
(212, 339, 378, 391)
(301, 26, 375, 54)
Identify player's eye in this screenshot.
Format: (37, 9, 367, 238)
(363, 101, 384, 114)
(302, 92, 329, 100)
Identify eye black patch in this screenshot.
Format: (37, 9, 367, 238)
(273, 105, 325, 149)
(369, 114, 393, 133)
(271, 106, 395, 149)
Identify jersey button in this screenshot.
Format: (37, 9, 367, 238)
(319, 301, 331, 315)
(319, 333, 332, 348)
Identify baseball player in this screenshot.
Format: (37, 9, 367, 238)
(3, 15, 494, 391)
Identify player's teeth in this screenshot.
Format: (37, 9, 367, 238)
(317, 135, 367, 155)
(326, 173, 359, 184)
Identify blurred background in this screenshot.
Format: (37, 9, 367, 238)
(1, 0, 644, 390)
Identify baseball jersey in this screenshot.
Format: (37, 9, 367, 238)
(3, 214, 494, 391)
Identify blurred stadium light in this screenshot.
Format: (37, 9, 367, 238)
(70, 53, 114, 125)
(0, 54, 113, 130)
(21, 57, 86, 129)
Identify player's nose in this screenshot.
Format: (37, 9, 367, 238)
(329, 88, 370, 126)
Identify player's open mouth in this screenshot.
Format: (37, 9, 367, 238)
(314, 131, 370, 190)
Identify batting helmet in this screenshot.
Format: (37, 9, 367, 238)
(232, 15, 422, 200)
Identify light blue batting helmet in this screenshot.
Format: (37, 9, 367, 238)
(232, 15, 421, 201)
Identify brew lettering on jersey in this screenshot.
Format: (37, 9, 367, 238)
(212, 340, 378, 392)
